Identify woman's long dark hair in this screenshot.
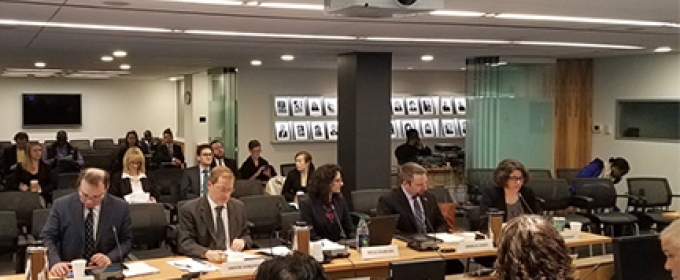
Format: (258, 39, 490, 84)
(307, 164, 341, 202)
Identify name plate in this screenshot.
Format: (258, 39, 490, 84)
(360, 244, 399, 260)
(221, 259, 265, 275)
(560, 230, 580, 240)
(457, 240, 493, 253)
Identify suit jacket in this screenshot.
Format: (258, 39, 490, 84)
(109, 173, 161, 202)
(479, 185, 541, 225)
(181, 166, 210, 200)
(239, 156, 276, 182)
(281, 168, 313, 202)
(1, 145, 21, 175)
(40, 193, 133, 268)
(299, 194, 355, 242)
(154, 144, 185, 166)
(178, 196, 252, 258)
(377, 188, 448, 233)
(211, 157, 240, 179)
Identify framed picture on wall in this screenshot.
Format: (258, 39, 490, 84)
(274, 97, 290, 117)
(290, 97, 307, 116)
(308, 97, 323, 117)
(420, 119, 435, 138)
(458, 119, 467, 136)
(405, 97, 420, 115)
(324, 98, 338, 116)
(326, 121, 338, 140)
(420, 97, 434, 115)
(441, 119, 458, 137)
(391, 120, 402, 139)
(293, 121, 309, 140)
(392, 98, 406, 115)
(440, 97, 454, 115)
(454, 97, 467, 115)
(310, 121, 326, 140)
(401, 119, 418, 136)
(275, 121, 291, 141)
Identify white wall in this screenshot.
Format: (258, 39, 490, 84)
(0, 78, 176, 142)
(236, 68, 466, 171)
(593, 53, 680, 210)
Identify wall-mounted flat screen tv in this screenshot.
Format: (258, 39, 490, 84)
(23, 93, 82, 127)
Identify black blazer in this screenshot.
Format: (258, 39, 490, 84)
(211, 157, 240, 179)
(377, 188, 448, 233)
(109, 173, 161, 202)
(299, 194, 355, 242)
(154, 144, 185, 166)
(13, 161, 53, 203)
(479, 185, 541, 226)
(1, 145, 21, 175)
(239, 156, 276, 182)
(281, 168, 314, 202)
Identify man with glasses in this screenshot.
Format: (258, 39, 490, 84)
(181, 144, 214, 200)
(41, 168, 133, 277)
(178, 166, 251, 261)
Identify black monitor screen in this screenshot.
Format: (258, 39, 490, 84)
(613, 234, 671, 280)
(22, 94, 82, 127)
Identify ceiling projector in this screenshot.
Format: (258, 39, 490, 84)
(324, 0, 443, 18)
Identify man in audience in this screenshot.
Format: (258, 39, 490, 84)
(141, 130, 159, 155)
(210, 140, 239, 179)
(661, 219, 680, 280)
(1, 132, 30, 177)
(181, 144, 214, 200)
(154, 128, 185, 168)
(254, 252, 329, 280)
(178, 166, 251, 261)
(394, 129, 432, 165)
(44, 130, 84, 173)
(41, 168, 132, 277)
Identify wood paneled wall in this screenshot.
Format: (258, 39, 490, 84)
(555, 59, 593, 169)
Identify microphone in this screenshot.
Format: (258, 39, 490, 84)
(518, 193, 534, 214)
(112, 226, 124, 263)
(330, 204, 347, 240)
(578, 263, 602, 280)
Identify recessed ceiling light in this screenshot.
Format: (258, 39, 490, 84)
(281, 55, 294, 61)
(429, 10, 485, 17)
(407, 67, 414, 70)
(34, 62, 46, 68)
(497, 61, 508, 66)
(245, 1, 259, 6)
(169, 77, 178, 81)
(251, 60, 262, 66)
(120, 64, 131, 70)
(113, 50, 127, 57)
(460, 67, 466, 71)
(654, 46, 672, 53)
(101, 55, 114, 62)
(421, 55, 434, 61)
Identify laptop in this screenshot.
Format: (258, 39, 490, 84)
(389, 258, 446, 280)
(339, 214, 399, 248)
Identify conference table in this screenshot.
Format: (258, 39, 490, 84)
(1, 232, 612, 280)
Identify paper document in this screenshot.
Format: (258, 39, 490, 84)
(167, 258, 219, 273)
(224, 250, 263, 260)
(257, 246, 291, 256)
(318, 239, 346, 250)
(125, 192, 150, 204)
(426, 233, 464, 243)
(123, 262, 160, 277)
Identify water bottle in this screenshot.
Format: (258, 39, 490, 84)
(356, 216, 370, 249)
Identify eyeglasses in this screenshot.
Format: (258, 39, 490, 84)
(508, 176, 525, 182)
(79, 191, 105, 201)
(200, 153, 213, 157)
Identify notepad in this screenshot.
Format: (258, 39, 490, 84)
(123, 262, 160, 277)
(167, 258, 219, 273)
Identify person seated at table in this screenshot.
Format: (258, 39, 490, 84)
(661, 219, 680, 280)
(495, 215, 574, 280)
(282, 151, 315, 202)
(239, 139, 276, 182)
(181, 144, 214, 200)
(13, 142, 53, 203)
(110, 147, 160, 203)
(254, 251, 329, 280)
(44, 130, 84, 173)
(178, 166, 251, 261)
(480, 158, 541, 226)
(299, 164, 355, 242)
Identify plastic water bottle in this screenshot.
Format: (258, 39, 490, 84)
(356, 216, 370, 249)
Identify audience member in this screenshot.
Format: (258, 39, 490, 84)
(181, 144, 214, 200)
(394, 129, 432, 165)
(155, 128, 185, 168)
(239, 139, 276, 182)
(661, 219, 680, 280)
(141, 130, 160, 155)
(299, 164, 354, 241)
(178, 166, 251, 261)
(282, 151, 315, 202)
(13, 142, 53, 203)
(110, 147, 160, 203)
(577, 157, 630, 184)
(495, 215, 574, 280)
(480, 159, 540, 226)
(41, 168, 132, 277)
(210, 140, 239, 179)
(113, 130, 148, 173)
(1, 132, 29, 177)
(254, 251, 329, 280)
(44, 130, 84, 173)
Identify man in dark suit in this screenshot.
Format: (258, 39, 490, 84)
(41, 168, 133, 277)
(377, 162, 447, 233)
(210, 140, 239, 179)
(154, 128, 185, 168)
(394, 129, 432, 165)
(178, 166, 251, 261)
(181, 144, 213, 200)
(1, 132, 29, 178)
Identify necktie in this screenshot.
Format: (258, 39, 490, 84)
(84, 208, 95, 259)
(219, 159, 224, 167)
(215, 206, 227, 250)
(202, 169, 209, 196)
(412, 196, 427, 233)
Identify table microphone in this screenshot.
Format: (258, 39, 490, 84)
(330, 204, 347, 240)
(518, 193, 534, 214)
(112, 226, 124, 263)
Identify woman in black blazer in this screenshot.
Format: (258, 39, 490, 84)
(110, 147, 161, 203)
(299, 164, 355, 241)
(239, 140, 277, 182)
(480, 159, 541, 226)
(282, 151, 315, 202)
(13, 143, 53, 203)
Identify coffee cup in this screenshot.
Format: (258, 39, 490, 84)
(553, 217, 566, 231)
(569, 222, 583, 236)
(71, 259, 87, 279)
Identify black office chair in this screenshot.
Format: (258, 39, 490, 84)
(528, 169, 552, 179)
(0, 192, 44, 234)
(279, 212, 300, 245)
(571, 178, 639, 236)
(70, 139, 92, 154)
(279, 163, 296, 177)
(0, 211, 19, 273)
(555, 168, 581, 185)
(465, 168, 495, 205)
(92, 139, 117, 150)
(15, 208, 51, 273)
(524, 178, 591, 230)
(150, 168, 183, 204)
(129, 203, 173, 259)
(233, 179, 265, 199)
(428, 186, 453, 203)
(83, 153, 114, 170)
(240, 195, 286, 248)
(626, 177, 679, 231)
(56, 172, 80, 190)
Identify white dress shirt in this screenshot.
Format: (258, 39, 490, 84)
(207, 196, 230, 248)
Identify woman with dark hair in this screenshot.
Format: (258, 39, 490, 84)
(239, 140, 277, 182)
(299, 164, 355, 241)
(495, 215, 575, 280)
(114, 130, 149, 173)
(480, 158, 541, 224)
(282, 151, 315, 202)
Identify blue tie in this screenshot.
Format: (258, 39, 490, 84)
(202, 169, 210, 196)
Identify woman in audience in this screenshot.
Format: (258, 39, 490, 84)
(13, 142, 52, 203)
(299, 164, 354, 241)
(239, 140, 277, 182)
(480, 158, 541, 224)
(113, 130, 148, 173)
(495, 215, 574, 280)
(282, 151, 315, 202)
(110, 147, 160, 203)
